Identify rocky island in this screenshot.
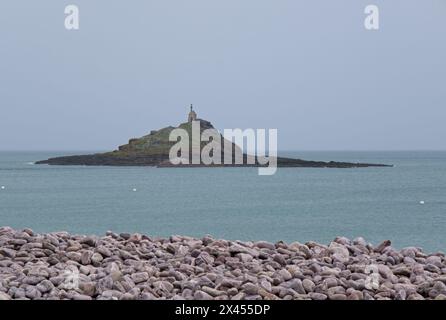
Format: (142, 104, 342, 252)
(0, 227, 445, 300)
(36, 107, 391, 168)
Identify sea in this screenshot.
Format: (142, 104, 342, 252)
(0, 151, 445, 253)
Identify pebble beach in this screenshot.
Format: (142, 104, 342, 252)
(0, 227, 445, 300)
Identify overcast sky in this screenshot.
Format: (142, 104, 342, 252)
(0, 0, 445, 151)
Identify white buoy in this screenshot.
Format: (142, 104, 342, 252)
(419, 201, 425, 205)
(1, 186, 5, 190)
(132, 188, 137, 192)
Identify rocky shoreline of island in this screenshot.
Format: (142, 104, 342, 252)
(36, 153, 391, 169)
(0, 227, 444, 300)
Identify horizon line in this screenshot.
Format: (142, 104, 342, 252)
(1, 149, 446, 153)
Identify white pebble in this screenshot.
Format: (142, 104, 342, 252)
(1, 186, 5, 190)
(419, 201, 425, 205)
(132, 188, 137, 192)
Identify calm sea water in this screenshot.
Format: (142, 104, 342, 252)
(0, 151, 445, 252)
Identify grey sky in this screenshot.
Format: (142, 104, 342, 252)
(0, 0, 445, 151)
